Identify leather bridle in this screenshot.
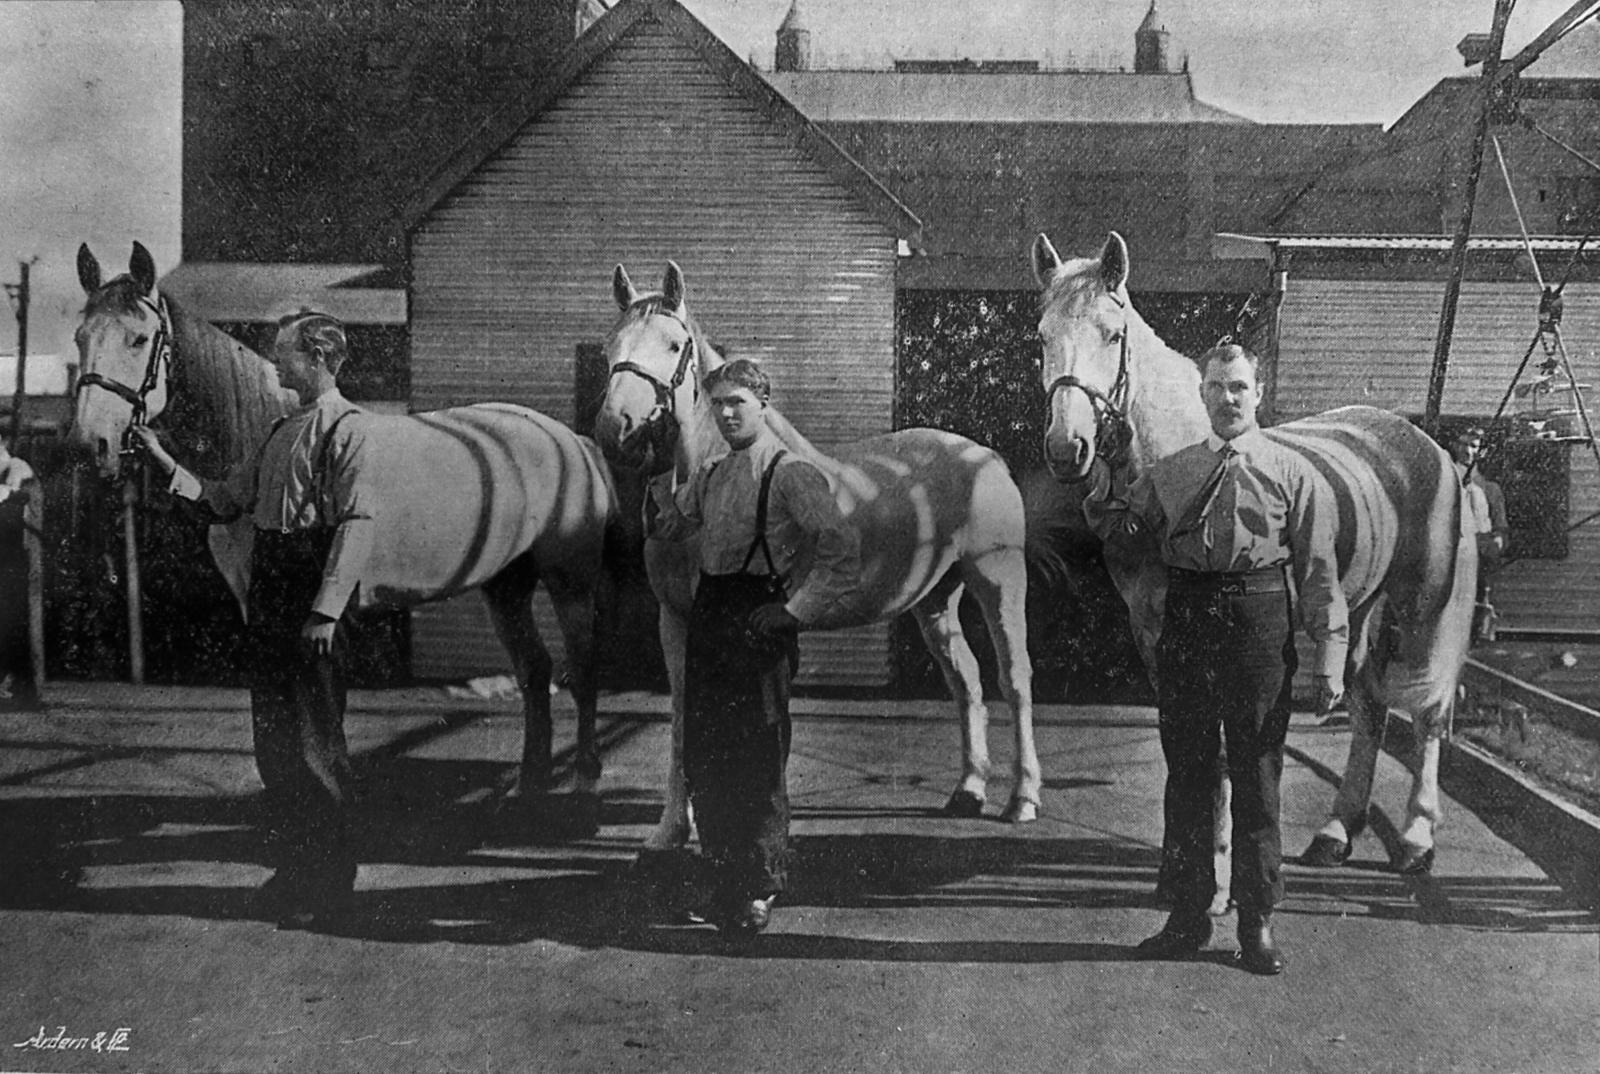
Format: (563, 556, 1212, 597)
(607, 308, 699, 413)
(1042, 294, 1133, 483)
(76, 293, 172, 454)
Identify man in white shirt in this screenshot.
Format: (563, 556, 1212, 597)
(134, 310, 373, 930)
(647, 359, 859, 939)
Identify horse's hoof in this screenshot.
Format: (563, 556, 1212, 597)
(999, 796, 1038, 824)
(942, 790, 986, 818)
(1300, 834, 1353, 868)
(1397, 846, 1435, 876)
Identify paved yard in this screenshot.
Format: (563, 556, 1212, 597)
(0, 683, 1595, 1073)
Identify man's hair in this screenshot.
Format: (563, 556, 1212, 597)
(704, 357, 771, 402)
(276, 309, 349, 374)
(1197, 342, 1261, 380)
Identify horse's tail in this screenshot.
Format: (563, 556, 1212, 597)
(1380, 434, 1479, 739)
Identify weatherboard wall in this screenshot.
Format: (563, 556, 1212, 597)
(407, 19, 899, 685)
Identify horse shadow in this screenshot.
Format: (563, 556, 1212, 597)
(1, 754, 1592, 961)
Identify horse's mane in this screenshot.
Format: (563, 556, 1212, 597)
(163, 293, 297, 474)
(1044, 258, 1208, 468)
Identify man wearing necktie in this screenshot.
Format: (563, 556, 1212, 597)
(1084, 344, 1347, 975)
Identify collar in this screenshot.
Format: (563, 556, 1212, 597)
(726, 426, 778, 457)
(1205, 427, 1263, 455)
(293, 387, 348, 415)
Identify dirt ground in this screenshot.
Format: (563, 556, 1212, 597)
(1, 682, 1596, 1074)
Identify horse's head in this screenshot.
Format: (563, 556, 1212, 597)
(72, 242, 173, 478)
(594, 261, 711, 476)
(1032, 231, 1135, 485)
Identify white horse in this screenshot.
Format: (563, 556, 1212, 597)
(593, 262, 1040, 850)
(71, 242, 619, 815)
(1032, 231, 1476, 876)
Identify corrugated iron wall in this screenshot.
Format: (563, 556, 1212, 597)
(408, 21, 899, 685)
(1277, 279, 1600, 633)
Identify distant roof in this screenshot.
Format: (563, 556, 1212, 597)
(160, 263, 408, 325)
(762, 69, 1250, 124)
(1216, 233, 1600, 259)
(1518, 17, 1600, 78)
(404, 0, 920, 240)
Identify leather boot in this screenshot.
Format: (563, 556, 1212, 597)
(1236, 912, 1285, 976)
(1136, 912, 1211, 959)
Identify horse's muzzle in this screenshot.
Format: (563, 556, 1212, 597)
(606, 416, 678, 477)
(1044, 434, 1094, 485)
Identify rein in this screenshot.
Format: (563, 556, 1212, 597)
(1043, 292, 1133, 482)
(76, 293, 173, 456)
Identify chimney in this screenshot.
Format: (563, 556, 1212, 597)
(776, 1, 812, 72)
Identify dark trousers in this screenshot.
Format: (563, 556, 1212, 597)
(248, 529, 355, 889)
(1157, 569, 1296, 921)
(0, 502, 33, 700)
(0, 561, 31, 699)
(684, 571, 799, 902)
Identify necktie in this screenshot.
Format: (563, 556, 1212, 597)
(1172, 442, 1236, 541)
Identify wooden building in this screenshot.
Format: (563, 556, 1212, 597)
(401, 0, 920, 687)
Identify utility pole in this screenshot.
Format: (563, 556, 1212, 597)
(4, 260, 28, 443)
(1423, 0, 1517, 437)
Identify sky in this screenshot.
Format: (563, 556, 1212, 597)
(0, 0, 1590, 369)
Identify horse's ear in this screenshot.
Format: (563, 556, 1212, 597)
(613, 265, 638, 310)
(1031, 234, 1062, 287)
(662, 261, 685, 313)
(77, 244, 102, 294)
(1100, 232, 1130, 294)
(130, 242, 158, 296)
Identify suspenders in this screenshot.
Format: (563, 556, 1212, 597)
(739, 449, 788, 583)
(257, 407, 360, 529)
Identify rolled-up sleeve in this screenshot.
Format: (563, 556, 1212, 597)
(780, 463, 860, 628)
(171, 461, 254, 524)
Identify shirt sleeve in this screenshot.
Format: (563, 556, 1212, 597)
(169, 460, 255, 523)
(1286, 458, 1349, 679)
(312, 420, 377, 620)
(1, 458, 33, 490)
(644, 466, 707, 542)
(778, 461, 860, 628)
(1082, 467, 1164, 563)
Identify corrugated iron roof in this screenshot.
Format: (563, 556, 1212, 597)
(762, 69, 1249, 124)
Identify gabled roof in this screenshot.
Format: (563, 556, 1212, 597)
(403, 0, 920, 242)
(762, 69, 1249, 124)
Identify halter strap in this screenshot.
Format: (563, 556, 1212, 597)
(607, 309, 700, 414)
(1043, 309, 1132, 482)
(75, 294, 173, 442)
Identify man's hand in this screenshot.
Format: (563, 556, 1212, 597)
(748, 603, 797, 638)
(127, 425, 177, 476)
(1312, 674, 1344, 716)
(301, 613, 338, 657)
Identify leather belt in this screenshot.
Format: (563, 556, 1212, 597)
(1167, 565, 1288, 596)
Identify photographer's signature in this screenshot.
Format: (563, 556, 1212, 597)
(13, 1026, 131, 1053)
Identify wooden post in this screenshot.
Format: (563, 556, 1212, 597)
(1423, 0, 1516, 437)
(122, 477, 144, 684)
(25, 482, 44, 698)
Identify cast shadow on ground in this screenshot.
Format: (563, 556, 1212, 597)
(0, 754, 1592, 960)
